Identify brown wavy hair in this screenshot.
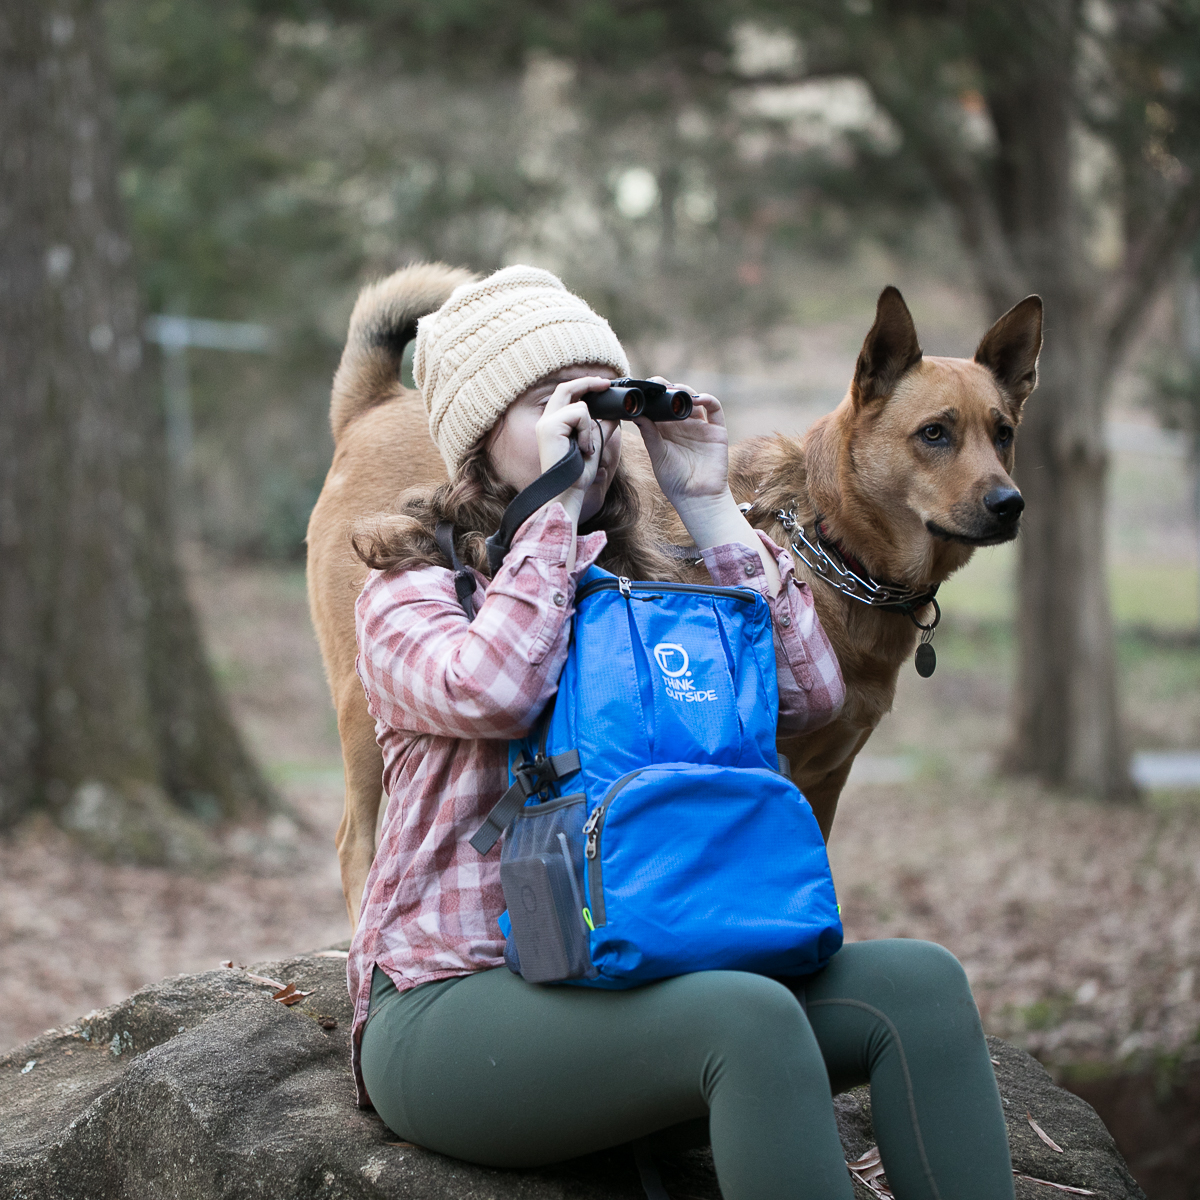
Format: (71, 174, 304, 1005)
(352, 436, 682, 583)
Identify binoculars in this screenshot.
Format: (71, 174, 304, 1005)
(585, 378, 693, 423)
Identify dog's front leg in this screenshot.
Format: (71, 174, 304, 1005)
(786, 727, 872, 842)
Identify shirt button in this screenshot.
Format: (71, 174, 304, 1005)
(744, 562, 756, 576)
(552, 591, 566, 607)
(779, 614, 791, 628)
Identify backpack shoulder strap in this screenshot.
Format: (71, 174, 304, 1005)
(434, 520, 478, 621)
(484, 439, 583, 575)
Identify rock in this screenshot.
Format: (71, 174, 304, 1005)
(0, 952, 1145, 1199)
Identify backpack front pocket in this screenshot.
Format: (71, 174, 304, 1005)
(582, 764, 842, 986)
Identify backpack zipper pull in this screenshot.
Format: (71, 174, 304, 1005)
(582, 807, 602, 858)
(618, 576, 632, 598)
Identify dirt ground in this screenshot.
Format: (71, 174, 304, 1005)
(0, 558, 350, 1056)
(3, 548, 1198, 1074)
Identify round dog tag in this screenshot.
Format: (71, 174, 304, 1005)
(915, 642, 936, 678)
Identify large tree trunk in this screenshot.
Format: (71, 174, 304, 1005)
(979, 3, 1136, 799)
(0, 0, 271, 859)
(1008, 299, 1134, 797)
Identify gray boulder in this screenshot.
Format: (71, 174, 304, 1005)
(0, 951, 1144, 1199)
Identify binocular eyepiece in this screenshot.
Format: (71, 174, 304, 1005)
(585, 379, 693, 423)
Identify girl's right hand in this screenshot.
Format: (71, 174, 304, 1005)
(535, 376, 617, 521)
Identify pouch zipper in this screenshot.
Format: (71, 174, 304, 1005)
(576, 578, 757, 605)
(582, 768, 645, 928)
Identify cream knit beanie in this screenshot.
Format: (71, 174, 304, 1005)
(414, 265, 630, 476)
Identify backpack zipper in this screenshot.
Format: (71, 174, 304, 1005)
(582, 768, 645, 927)
(576, 578, 758, 605)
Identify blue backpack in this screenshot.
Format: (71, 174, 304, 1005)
(468, 564, 843, 988)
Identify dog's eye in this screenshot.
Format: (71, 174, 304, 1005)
(996, 425, 1014, 446)
(920, 424, 945, 443)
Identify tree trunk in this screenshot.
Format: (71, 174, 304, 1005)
(1007, 299, 1134, 797)
(979, 1, 1136, 799)
(0, 0, 271, 860)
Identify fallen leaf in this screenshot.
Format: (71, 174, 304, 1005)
(991, 1056, 1001, 1066)
(385, 1141, 416, 1149)
(271, 982, 314, 1007)
(318, 1017, 338, 1030)
(219, 960, 234, 969)
(312, 950, 350, 959)
(1027, 1112, 1064, 1153)
(847, 1148, 881, 1171)
(1016, 1174, 1096, 1195)
(246, 972, 287, 990)
(847, 1146, 894, 1197)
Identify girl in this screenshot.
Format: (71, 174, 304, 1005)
(348, 266, 1014, 1200)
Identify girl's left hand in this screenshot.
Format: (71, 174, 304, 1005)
(634, 380, 730, 509)
(637, 378, 780, 587)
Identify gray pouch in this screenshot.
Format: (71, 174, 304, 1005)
(500, 795, 594, 983)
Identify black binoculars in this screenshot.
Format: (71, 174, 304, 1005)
(585, 378, 693, 423)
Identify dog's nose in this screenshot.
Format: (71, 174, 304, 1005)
(984, 487, 1025, 519)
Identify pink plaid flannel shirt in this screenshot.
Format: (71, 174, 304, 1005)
(347, 503, 844, 1105)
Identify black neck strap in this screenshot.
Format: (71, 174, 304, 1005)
(484, 439, 584, 575)
(435, 520, 478, 621)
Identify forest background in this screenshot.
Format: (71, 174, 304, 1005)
(3, 1, 1200, 1195)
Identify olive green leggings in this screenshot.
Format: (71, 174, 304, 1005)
(361, 939, 1013, 1200)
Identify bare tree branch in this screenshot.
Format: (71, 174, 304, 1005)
(863, 78, 1027, 308)
(1101, 177, 1200, 379)
(912, 145, 1026, 310)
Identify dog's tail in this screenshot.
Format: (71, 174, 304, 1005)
(329, 262, 477, 443)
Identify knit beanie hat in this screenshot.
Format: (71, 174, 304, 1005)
(414, 265, 630, 476)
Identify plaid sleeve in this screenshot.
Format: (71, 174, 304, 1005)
(702, 533, 845, 734)
(355, 504, 607, 741)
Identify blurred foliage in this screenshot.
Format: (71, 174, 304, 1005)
(103, 0, 913, 556)
(776, 0, 1200, 325)
(104, 0, 1200, 557)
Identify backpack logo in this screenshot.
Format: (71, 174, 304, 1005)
(653, 643, 689, 677)
(653, 642, 718, 703)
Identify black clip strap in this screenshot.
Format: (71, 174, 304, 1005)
(484, 439, 584, 576)
(435, 520, 477, 621)
(468, 776, 533, 856)
(468, 747, 582, 855)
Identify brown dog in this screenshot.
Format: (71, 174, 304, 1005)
(308, 266, 1042, 926)
(307, 263, 477, 925)
(726, 286, 1042, 839)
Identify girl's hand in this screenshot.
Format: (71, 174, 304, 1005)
(635, 381, 744, 544)
(634, 381, 730, 508)
(535, 376, 618, 522)
(638, 379, 781, 590)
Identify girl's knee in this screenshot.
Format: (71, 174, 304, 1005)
(881, 941, 982, 1039)
(680, 971, 814, 1055)
(823, 940, 977, 1023)
(672, 972, 823, 1104)
(893, 939, 969, 987)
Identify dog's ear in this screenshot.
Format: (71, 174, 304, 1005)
(974, 295, 1043, 411)
(852, 286, 923, 407)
